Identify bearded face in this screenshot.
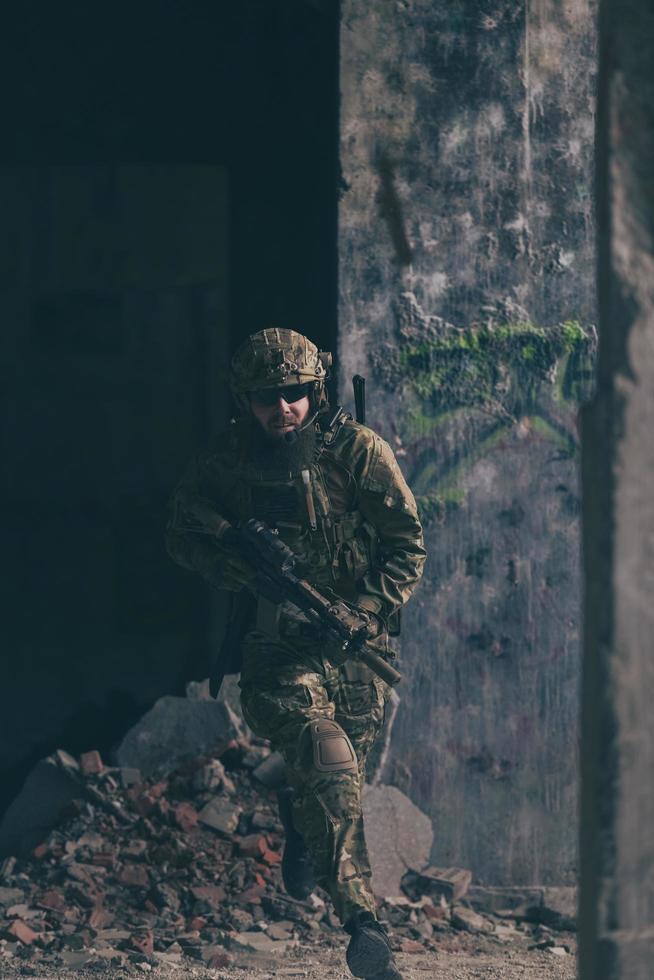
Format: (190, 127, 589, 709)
(248, 384, 312, 441)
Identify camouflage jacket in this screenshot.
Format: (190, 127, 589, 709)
(166, 413, 426, 632)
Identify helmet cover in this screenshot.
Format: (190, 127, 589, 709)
(230, 328, 331, 394)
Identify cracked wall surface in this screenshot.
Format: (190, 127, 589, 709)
(339, 0, 596, 884)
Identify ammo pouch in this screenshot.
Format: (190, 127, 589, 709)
(328, 513, 375, 581)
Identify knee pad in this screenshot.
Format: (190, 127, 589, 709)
(309, 719, 358, 775)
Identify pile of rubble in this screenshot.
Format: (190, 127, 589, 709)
(0, 724, 576, 973)
(0, 738, 321, 972)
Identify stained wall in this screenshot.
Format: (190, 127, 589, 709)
(339, 0, 597, 884)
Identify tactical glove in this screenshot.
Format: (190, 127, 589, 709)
(354, 596, 385, 638)
(322, 602, 381, 667)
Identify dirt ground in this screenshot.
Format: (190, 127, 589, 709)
(0, 931, 577, 979)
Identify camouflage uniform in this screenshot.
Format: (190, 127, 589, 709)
(166, 330, 426, 925)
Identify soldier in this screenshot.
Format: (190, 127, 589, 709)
(166, 328, 426, 980)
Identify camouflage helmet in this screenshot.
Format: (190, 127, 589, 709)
(230, 328, 332, 408)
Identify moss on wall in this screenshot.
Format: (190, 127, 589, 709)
(371, 296, 597, 525)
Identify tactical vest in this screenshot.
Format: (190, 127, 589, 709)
(204, 411, 403, 693)
(221, 411, 376, 606)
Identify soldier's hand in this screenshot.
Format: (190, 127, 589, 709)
(322, 602, 381, 667)
(353, 605, 383, 639)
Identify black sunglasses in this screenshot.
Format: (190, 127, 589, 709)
(249, 383, 313, 407)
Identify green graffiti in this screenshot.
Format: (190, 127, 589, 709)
(374, 319, 595, 414)
(372, 304, 597, 526)
(414, 488, 466, 525)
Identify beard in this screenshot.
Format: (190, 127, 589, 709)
(250, 417, 318, 475)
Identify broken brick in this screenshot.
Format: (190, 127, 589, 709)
(206, 949, 232, 968)
(116, 864, 150, 888)
(66, 862, 96, 886)
(238, 834, 268, 859)
(190, 884, 227, 906)
(262, 847, 282, 865)
(424, 902, 448, 921)
(400, 938, 425, 953)
(68, 883, 101, 909)
(150, 882, 181, 912)
(173, 802, 198, 833)
(129, 928, 154, 958)
(79, 751, 104, 776)
(235, 884, 266, 905)
(91, 850, 116, 869)
(121, 839, 148, 861)
(6, 918, 38, 945)
(88, 906, 114, 930)
(0, 714, 470, 971)
(36, 889, 66, 912)
(149, 780, 168, 799)
(126, 786, 156, 817)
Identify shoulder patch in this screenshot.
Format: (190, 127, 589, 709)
(360, 433, 418, 514)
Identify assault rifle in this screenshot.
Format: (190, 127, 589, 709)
(178, 495, 401, 687)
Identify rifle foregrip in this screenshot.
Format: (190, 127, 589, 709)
(358, 648, 402, 687)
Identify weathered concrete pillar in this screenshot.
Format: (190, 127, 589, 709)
(580, 2, 654, 977)
(339, 1, 596, 884)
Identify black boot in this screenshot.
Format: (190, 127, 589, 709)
(344, 909, 404, 979)
(276, 786, 316, 901)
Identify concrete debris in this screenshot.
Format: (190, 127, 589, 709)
(0, 752, 85, 857)
(184, 679, 212, 700)
(467, 884, 546, 914)
(523, 900, 577, 932)
(0, 857, 17, 879)
(362, 784, 433, 898)
(79, 750, 104, 776)
(112, 696, 241, 777)
(119, 768, 142, 788)
(467, 884, 577, 930)
(252, 750, 288, 789)
(0, 889, 25, 907)
(0, 723, 577, 974)
(399, 938, 425, 953)
(197, 797, 242, 835)
(230, 930, 293, 954)
(451, 905, 495, 934)
(191, 759, 225, 793)
(401, 866, 472, 903)
(538, 887, 577, 931)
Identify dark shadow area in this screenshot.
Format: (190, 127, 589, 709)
(0, 0, 339, 818)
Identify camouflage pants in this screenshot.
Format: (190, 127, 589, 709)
(239, 627, 391, 924)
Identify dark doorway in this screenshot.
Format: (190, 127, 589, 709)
(0, 1, 339, 817)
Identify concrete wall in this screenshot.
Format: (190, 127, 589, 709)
(1, 165, 228, 802)
(339, 0, 596, 884)
(580, 1, 654, 976)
